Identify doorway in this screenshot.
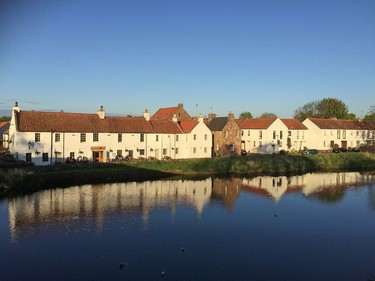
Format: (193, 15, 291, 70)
(93, 151, 104, 162)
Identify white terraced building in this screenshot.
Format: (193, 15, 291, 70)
(8, 103, 212, 166)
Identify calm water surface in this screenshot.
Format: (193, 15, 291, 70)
(1, 172, 375, 281)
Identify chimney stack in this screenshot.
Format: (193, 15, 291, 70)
(144, 109, 150, 121)
(97, 106, 105, 119)
(228, 112, 234, 120)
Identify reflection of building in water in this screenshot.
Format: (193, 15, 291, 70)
(242, 172, 375, 201)
(242, 175, 302, 201)
(7, 178, 212, 241)
(301, 172, 374, 196)
(211, 178, 242, 212)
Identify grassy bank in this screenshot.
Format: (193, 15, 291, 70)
(1, 152, 375, 197)
(129, 152, 375, 175)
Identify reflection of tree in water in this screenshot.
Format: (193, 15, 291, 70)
(309, 186, 347, 204)
(210, 177, 241, 212)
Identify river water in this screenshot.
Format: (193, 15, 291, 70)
(1, 172, 375, 281)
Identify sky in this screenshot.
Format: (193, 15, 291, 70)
(1, 0, 374, 118)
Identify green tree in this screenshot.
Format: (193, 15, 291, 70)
(259, 112, 277, 118)
(239, 111, 253, 119)
(317, 98, 350, 119)
(364, 105, 375, 121)
(294, 100, 320, 121)
(0, 116, 11, 122)
(293, 97, 354, 121)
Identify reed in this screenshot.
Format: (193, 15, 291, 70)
(0, 168, 29, 189)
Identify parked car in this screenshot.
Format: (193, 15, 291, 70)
(350, 147, 360, 152)
(332, 147, 348, 153)
(303, 149, 318, 155)
(241, 149, 247, 155)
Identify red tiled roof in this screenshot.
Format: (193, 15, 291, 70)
(151, 107, 178, 121)
(236, 118, 277, 129)
(307, 118, 362, 130)
(0, 122, 9, 129)
(280, 119, 307, 130)
(179, 120, 198, 133)
(16, 111, 154, 133)
(150, 120, 183, 134)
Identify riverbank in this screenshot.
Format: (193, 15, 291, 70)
(1, 152, 375, 197)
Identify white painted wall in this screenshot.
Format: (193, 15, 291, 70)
(303, 118, 363, 151)
(240, 118, 308, 154)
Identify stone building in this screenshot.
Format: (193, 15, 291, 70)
(206, 112, 242, 156)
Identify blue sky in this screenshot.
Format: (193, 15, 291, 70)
(1, 0, 374, 118)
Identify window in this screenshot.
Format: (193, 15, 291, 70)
(229, 144, 234, 152)
(70, 152, 75, 159)
(253, 141, 256, 147)
(42, 153, 48, 162)
(241, 131, 244, 136)
(163, 148, 167, 155)
(117, 150, 122, 156)
(273, 131, 276, 139)
(193, 147, 196, 153)
(26, 153, 32, 162)
(118, 134, 122, 142)
(288, 131, 292, 137)
(35, 133, 40, 142)
(302, 131, 304, 139)
(280, 131, 283, 139)
(343, 130, 346, 139)
(248, 130, 250, 136)
(204, 134, 207, 140)
(80, 133, 86, 143)
(259, 131, 262, 139)
(204, 147, 207, 153)
(139, 149, 145, 156)
(259, 141, 262, 147)
(193, 134, 196, 140)
(337, 130, 341, 139)
(55, 133, 60, 142)
(225, 131, 228, 138)
(324, 130, 327, 136)
(156, 135, 159, 142)
(93, 133, 99, 142)
(140, 133, 144, 142)
(176, 135, 179, 141)
(175, 148, 179, 154)
(297, 131, 299, 139)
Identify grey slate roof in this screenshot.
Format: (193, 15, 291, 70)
(207, 117, 228, 131)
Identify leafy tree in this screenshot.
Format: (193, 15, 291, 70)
(294, 101, 320, 121)
(259, 112, 277, 118)
(364, 105, 375, 121)
(239, 111, 253, 119)
(317, 98, 350, 119)
(0, 116, 11, 122)
(293, 97, 354, 121)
